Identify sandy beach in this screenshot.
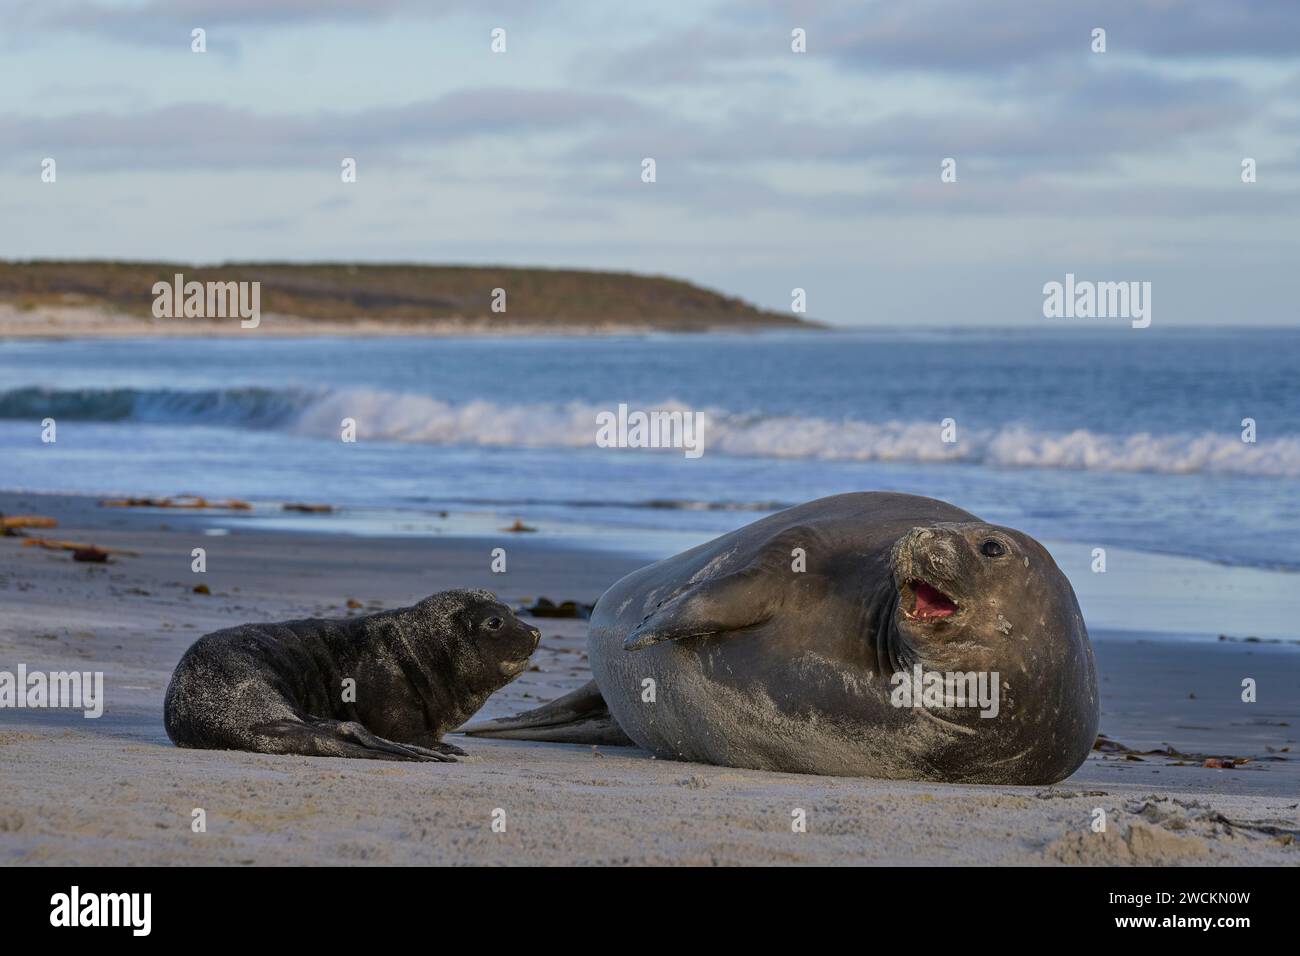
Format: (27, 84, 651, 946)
(0, 303, 695, 340)
(2, 491, 1296, 866)
(0, 304, 806, 343)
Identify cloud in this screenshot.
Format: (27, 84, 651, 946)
(556, 163, 1300, 223)
(563, 63, 1255, 179)
(0, 88, 650, 170)
(729, 0, 1300, 72)
(48, 0, 1300, 75)
(18, 0, 529, 45)
(571, 23, 795, 86)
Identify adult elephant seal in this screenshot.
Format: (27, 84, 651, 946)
(165, 589, 540, 762)
(464, 493, 1098, 784)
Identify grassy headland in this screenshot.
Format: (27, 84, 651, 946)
(0, 260, 818, 334)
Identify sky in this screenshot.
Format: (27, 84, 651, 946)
(2, 0, 1299, 326)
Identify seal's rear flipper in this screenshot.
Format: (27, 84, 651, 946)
(250, 718, 456, 762)
(458, 680, 636, 746)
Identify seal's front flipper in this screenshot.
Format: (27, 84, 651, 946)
(458, 679, 636, 746)
(251, 719, 456, 762)
(623, 566, 779, 651)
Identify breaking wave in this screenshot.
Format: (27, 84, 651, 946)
(0, 385, 309, 427)
(4, 385, 1298, 478)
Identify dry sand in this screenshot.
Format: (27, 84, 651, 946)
(1, 492, 1297, 866)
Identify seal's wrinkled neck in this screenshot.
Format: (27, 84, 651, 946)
(864, 575, 907, 677)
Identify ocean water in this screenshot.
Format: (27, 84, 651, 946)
(1, 328, 1298, 637)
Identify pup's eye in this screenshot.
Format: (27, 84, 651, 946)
(484, 617, 504, 631)
(980, 540, 1006, 558)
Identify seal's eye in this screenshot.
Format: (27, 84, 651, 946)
(980, 539, 1006, 558)
(484, 616, 505, 631)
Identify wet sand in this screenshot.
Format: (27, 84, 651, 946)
(1, 492, 1297, 865)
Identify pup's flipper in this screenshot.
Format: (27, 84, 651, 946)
(250, 719, 456, 762)
(458, 680, 636, 746)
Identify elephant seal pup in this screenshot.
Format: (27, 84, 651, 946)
(165, 589, 540, 762)
(464, 492, 1098, 784)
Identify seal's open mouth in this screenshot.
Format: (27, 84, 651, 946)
(903, 579, 959, 621)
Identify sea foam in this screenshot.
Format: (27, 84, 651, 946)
(4, 385, 1297, 478)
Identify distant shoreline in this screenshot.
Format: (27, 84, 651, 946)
(0, 303, 823, 339)
(0, 259, 820, 336)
